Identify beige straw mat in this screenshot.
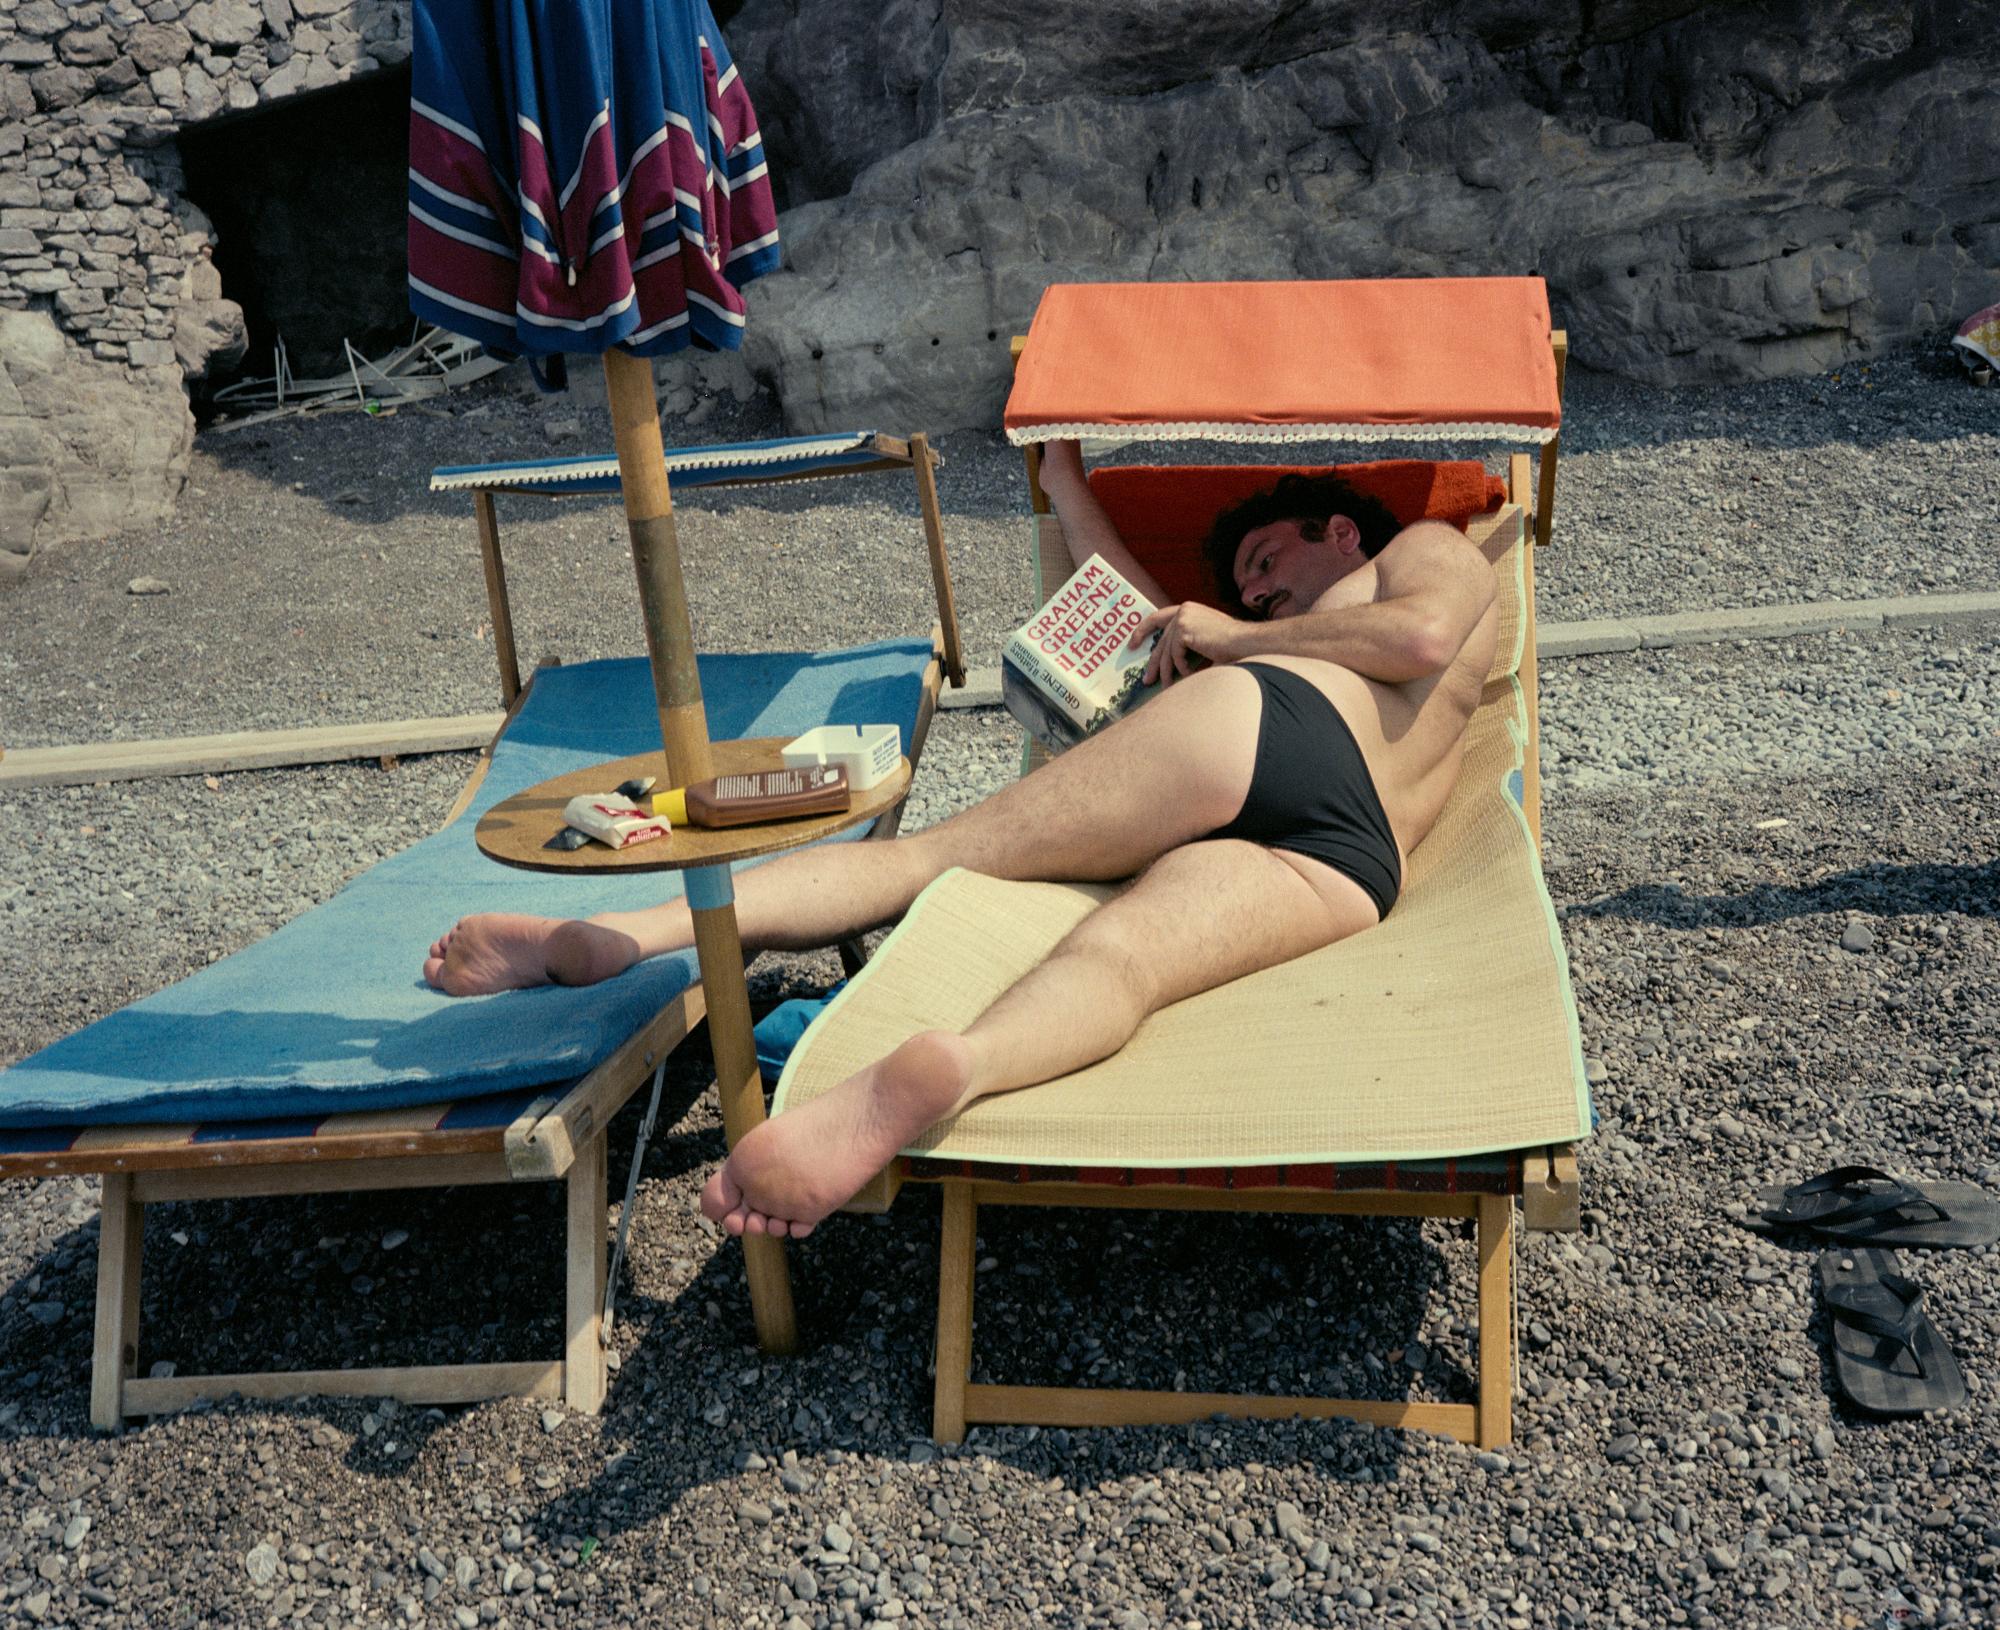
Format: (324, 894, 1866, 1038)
(774, 511, 1592, 1168)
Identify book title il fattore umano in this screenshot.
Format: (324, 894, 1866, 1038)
(1018, 558, 1149, 684)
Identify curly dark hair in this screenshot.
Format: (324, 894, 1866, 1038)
(1204, 474, 1404, 612)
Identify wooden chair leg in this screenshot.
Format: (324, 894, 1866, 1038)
(932, 1182, 978, 1443)
(908, 432, 964, 687)
(1475, 1194, 1514, 1449)
(1534, 331, 1567, 549)
(90, 1173, 144, 1430)
(564, 1133, 609, 1414)
(473, 490, 522, 707)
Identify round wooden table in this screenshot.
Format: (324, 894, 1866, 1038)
(474, 737, 912, 874)
(473, 730, 914, 1361)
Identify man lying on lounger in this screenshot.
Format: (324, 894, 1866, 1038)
(423, 440, 1498, 1238)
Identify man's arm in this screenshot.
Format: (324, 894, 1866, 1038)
(1140, 522, 1496, 685)
(1035, 440, 1173, 608)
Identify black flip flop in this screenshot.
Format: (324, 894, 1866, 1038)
(1818, 1247, 1966, 1417)
(1750, 1165, 1999, 1248)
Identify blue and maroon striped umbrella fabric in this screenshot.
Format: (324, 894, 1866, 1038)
(407, 0, 780, 358)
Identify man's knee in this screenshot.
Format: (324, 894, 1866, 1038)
(1050, 919, 1160, 1015)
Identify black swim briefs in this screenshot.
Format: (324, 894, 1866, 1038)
(1206, 661, 1402, 919)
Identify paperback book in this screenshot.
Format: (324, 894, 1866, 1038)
(1001, 554, 1161, 753)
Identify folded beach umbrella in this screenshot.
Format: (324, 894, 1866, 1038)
(407, 0, 779, 359)
(405, 0, 799, 1348)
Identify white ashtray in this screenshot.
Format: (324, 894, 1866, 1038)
(781, 724, 902, 792)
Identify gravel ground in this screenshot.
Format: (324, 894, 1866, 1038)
(1, 341, 1998, 1630)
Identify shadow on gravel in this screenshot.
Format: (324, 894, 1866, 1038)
(548, 1193, 1466, 1554)
(192, 386, 1043, 533)
(0, 1029, 1471, 1605)
(1564, 857, 2000, 929)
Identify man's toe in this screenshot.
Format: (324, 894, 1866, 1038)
(707, 1177, 757, 1235)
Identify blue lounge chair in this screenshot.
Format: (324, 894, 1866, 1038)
(0, 433, 962, 1427)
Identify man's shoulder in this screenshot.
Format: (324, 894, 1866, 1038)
(1377, 520, 1488, 581)
(1382, 518, 1475, 553)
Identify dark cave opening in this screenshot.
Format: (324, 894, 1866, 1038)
(177, 64, 415, 401)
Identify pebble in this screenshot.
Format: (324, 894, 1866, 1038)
(243, 1543, 279, 1586)
(125, 576, 171, 595)
(1841, 922, 1876, 953)
(540, 1409, 564, 1434)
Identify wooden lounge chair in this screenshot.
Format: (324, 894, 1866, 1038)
(775, 279, 1585, 1449)
(0, 434, 964, 1428)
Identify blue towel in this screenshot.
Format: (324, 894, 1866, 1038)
(0, 642, 933, 1127)
(752, 984, 845, 1079)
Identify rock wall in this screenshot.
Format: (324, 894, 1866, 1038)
(730, 0, 2000, 434)
(0, 0, 411, 560)
(5, 0, 1996, 556)
(0, 306, 192, 556)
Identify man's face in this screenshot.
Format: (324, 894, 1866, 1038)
(1233, 516, 1362, 620)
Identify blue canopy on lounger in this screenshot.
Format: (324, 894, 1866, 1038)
(0, 640, 933, 1128)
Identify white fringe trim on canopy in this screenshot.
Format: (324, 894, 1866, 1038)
(1006, 420, 1561, 448)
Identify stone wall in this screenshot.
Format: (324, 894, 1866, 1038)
(0, 0, 411, 559)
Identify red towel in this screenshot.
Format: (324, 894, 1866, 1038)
(1086, 461, 1507, 608)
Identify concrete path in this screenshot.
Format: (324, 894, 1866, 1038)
(940, 589, 2000, 708)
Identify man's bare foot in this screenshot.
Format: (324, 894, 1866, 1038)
(700, 1030, 974, 1238)
(422, 914, 643, 996)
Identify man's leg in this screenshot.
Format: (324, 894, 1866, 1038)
(426, 665, 1271, 993)
(702, 834, 1382, 1236)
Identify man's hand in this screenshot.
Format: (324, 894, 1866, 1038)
(1133, 601, 1249, 685)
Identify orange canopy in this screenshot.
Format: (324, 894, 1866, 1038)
(1005, 278, 1560, 445)
(1088, 460, 1508, 608)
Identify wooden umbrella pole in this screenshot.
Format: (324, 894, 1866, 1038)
(604, 347, 714, 784)
(602, 347, 797, 1355)
(691, 877, 797, 1353)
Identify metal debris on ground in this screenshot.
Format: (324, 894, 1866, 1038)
(206, 326, 509, 431)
